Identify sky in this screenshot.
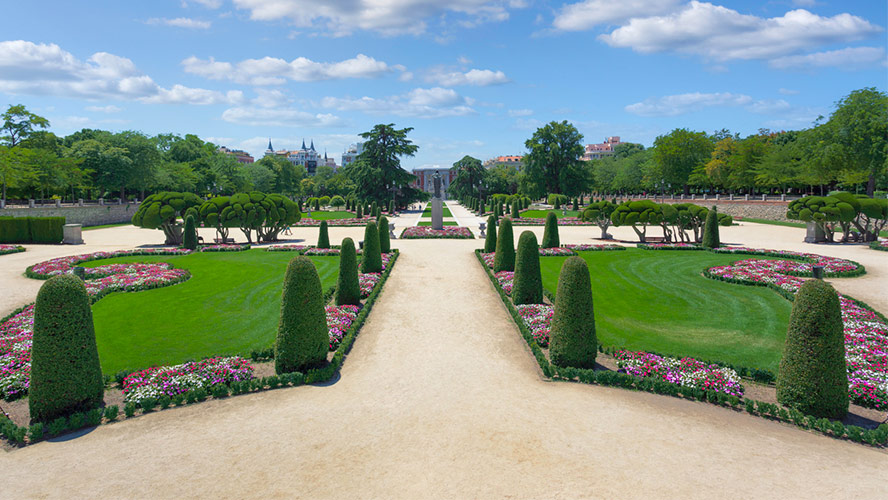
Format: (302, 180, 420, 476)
(1, 0, 885, 170)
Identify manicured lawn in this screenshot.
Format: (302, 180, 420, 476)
(83, 222, 133, 231)
(539, 248, 792, 371)
(84, 249, 339, 374)
(417, 221, 458, 226)
(741, 217, 888, 237)
(302, 210, 355, 220)
(519, 209, 581, 218)
(422, 205, 453, 217)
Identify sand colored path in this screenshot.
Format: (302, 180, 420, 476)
(2, 232, 887, 499)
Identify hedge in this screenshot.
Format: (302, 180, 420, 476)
(512, 231, 543, 305)
(0, 217, 64, 244)
(275, 256, 329, 374)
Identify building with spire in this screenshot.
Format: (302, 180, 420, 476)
(263, 138, 330, 175)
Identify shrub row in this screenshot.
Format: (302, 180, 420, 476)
(0, 217, 65, 244)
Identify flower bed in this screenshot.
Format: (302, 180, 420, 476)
(614, 350, 744, 397)
(711, 247, 862, 276)
(27, 248, 192, 278)
(516, 304, 553, 347)
(292, 216, 377, 227)
(0, 245, 25, 255)
(265, 244, 308, 252)
(326, 305, 361, 350)
(494, 271, 514, 295)
(510, 217, 596, 226)
(199, 243, 250, 252)
(638, 243, 702, 250)
(538, 247, 576, 256)
(121, 356, 254, 403)
(871, 240, 888, 252)
(562, 244, 626, 252)
(304, 248, 340, 256)
(400, 226, 474, 239)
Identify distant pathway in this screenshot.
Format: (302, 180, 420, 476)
(2, 236, 885, 498)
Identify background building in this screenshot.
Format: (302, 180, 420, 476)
(341, 142, 364, 167)
(483, 155, 523, 169)
(264, 139, 328, 175)
(218, 146, 254, 164)
(412, 167, 457, 199)
(583, 136, 623, 161)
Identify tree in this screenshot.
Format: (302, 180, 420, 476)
(361, 222, 383, 273)
(183, 214, 198, 250)
(1, 104, 49, 148)
(523, 121, 586, 198)
(548, 256, 597, 368)
(345, 124, 420, 206)
(541, 212, 560, 248)
(275, 256, 328, 374)
(827, 88, 888, 196)
(131, 191, 203, 245)
(377, 215, 391, 253)
(244, 163, 276, 192)
(493, 218, 515, 272)
(653, 128, 713, 195)
(484, 214, 497, 253)
(610, 200, 668, 242)
(701, 206, 720, 248)
(0, 146, 35, 203)
(450, 155, 486, 199)
(336, 238, 361, 306)
(330, 195, 345, 210)
(512, 231, 543, 305)
(581, 200, 617, 239)
(317, 220, 330, 249)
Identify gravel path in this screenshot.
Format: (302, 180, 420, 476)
(1, 221, 886, 498)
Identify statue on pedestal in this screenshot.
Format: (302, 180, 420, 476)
(433, 170, 442, 199)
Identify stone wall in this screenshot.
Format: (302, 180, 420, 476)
(610, 197, 791, 222)
(0, 203, 138, 226)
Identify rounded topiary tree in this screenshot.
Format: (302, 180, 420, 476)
(29, 275, 104, 423)
(183, 214, 198, 250)
(512, 231, 542, 305)
(702, 206, 721, 248)
(548, 256, 597, 368)
(541, 212, 560, 248)
(377, 215, 391, 253)
(275, 256, 328, 374)
(361, 221, 383, 273)
(493, 218, 515, 272)
(317, 220, 330, 249)
(330, 195, 345, 210)
(131, 191, 203, 245)
(336, 237, 361, 306)
(776, 279, 848, 419)
(312, 198, 321, 211)
(484, 214, 498, 253)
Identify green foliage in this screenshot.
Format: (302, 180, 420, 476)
(610, 200, 669, 242)
(0, 217, 29, 243)
(29, 275, 104, 423)
(512, 231, 543, 305)
(541, 212, 560, 248)
(132, 191, 203, 245)
(356, 203, 363, 218)
(0, 217, 64, 244)
(484, 215, 497, 253)
(777, 279, 848, 419)
(523, 121, 586, 198)
(183, 214, 197, 250)
(275, 256, 328, 374)
(653, 128, 713, 193)
(701, 207, 720, 249)
(493, 218, 515, 272)
(361, 222, 383, 273)
(582, 200, 618, 238)
(317, 220, 330, 248)
(336, 238, 361, 306)
(511, 200, 521, 218)
(548, 256, 597, 368)
(377, 215, 391, 253)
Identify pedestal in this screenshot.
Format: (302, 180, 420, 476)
(804, 221, 826, 243)
(431, 198, 444, 230)
(63, 224, 84, 245)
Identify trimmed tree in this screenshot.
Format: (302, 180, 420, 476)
(541, 212, 560, 248)
(356, 203, 363, 218)
(183, 214, 198, 250)
(512, 231, 543, 305)
(777, 279, 848, 419)
(336, 237, 361, 306)
(361, 221, 383, 273)
(275, 256, 328, 374)
(29, 275, 104, 423)
(317, 220, 330, 248)
(484, 214, 498, 253)
(131, 191, 203, 245)
(377, 215, 391, 253)
(701, 206, 720, 248)
(548, 256, 597, 368)
(493, 218, 515, 272)
(582, 200, 617, 239)
(511, 200, 521, 218)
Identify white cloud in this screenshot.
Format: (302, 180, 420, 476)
(427, 68, 510, 86)
(625, 91, 805, 117)
(146, 17, 212, 29)
(0, 40, 241, 105)
(182, 54, 397, 85)
(85, 105, 122, 113)
(221, 107, 345, 127)
(769, 46, 887, 70)
(745, 99, 791, 114)
(599, 2, 882, 63)
(553, 0, 681, 31)
(320, 87, 476, 118)
(231, 0, 521, 36)
(508, 108, 533, 117)
(193, 0, 222, 8)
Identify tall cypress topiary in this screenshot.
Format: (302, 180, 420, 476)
(389, 200, 395, 214)
(511, 200, 521, 218)
(541, 212, 560, 248)
(377, 215, 391, 253)
(29, 275, 104, 423)
(512, 231, 542, 305)
(548, 256, 597, 368)
(494, 203, 502, 218)
(493, 218, 515, 272)
(371, 201, 378, 217)
(317, 220, 330, 248)
(313, 198, 320, 211)
(361, 221, 383, 273)
(275, 257, 328, 374)
(183, 214, 198, 250)
(702, 206, 720, 249)
(777, 279, 848, 419)
(336, 238, 361, 306)
(484, 214, 497, 253)
(356, 203, 363, 218)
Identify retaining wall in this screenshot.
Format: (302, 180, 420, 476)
(0, 203, 138, 226)
(609, 197, 790, 222)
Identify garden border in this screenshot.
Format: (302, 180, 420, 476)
(0, 245, 25, 256)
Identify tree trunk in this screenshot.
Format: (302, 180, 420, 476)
(683, 184, 690, 196)
(867, 173, 875, 197)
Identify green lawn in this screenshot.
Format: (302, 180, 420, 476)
(422, 206, 453, 217)
(417, 221, 458, 226)
(303, 210, 355, 220)
(539, 249, 792, 371)
(741, 217, 888, 237)
(83, 222, 133, 231)
(519, 209, 581, 219)
(83, 249, 339, 374)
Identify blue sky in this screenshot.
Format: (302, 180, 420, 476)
(1, 0, 885, 169)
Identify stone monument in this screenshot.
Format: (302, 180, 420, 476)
(431, 170, 444, 230)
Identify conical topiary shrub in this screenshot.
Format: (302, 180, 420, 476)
(317, 220, 330, 248)
(493, 218, 515, 272)
(29, 274, 104, 423)
(356, 203, 363, 218)
(371, 201, 378, 217)
(484, 214, 497, 253)
(702, 207, 720, 249)
(511, 200, 521, 218)
(336, 237, 361, 306)
(183, 214, 198, 250)
(389, 200, 395, 214)
(548, 256, 597, 368)
(275, 256, 328, 374)
(494, 203, 502, 218)
(361, 221, 383, 273)
(512, 231, 542, 305)
(541, 212, 560, 248)
(313, 198, 320, 211)
(377, 215, 391, 253)
(776, 279, 848, 419)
